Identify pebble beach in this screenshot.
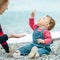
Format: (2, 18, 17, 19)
(0, 38, 60, 60)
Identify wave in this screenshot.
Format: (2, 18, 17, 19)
(7, 31, 60, 44)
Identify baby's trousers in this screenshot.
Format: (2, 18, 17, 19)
(18, 43, 50, 56)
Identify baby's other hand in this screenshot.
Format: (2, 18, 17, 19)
(30, 11, 35, 18)
(37, 39, 44, 44)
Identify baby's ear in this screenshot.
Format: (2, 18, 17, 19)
(46, 23, 49, 27)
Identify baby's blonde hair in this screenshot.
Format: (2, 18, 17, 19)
(46, 15, 55, 30)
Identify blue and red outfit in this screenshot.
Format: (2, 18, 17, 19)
(18, 18, 52, 56)
(0, 24, 9, 53)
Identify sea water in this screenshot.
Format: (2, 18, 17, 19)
(0, 11, 60, 34)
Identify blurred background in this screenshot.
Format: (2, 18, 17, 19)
(0, 0, 60, 34)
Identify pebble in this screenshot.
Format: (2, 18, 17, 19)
(0, 40, 60, 60)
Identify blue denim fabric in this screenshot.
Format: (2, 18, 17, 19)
(18, 28, 51, 55)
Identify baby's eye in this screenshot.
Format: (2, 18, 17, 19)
(43, 17, 45, 20)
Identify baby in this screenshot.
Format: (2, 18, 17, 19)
(13, 11, 55, 58)
(28, 11, 55, 58)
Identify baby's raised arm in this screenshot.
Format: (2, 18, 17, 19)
(29, 11, 38, 30)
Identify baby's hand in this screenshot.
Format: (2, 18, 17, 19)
(30, 11, 35, 18)
(37, 39, 44, 44)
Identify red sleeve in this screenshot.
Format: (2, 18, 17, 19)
(1, 42, 7, 45)
(29, 18, 38, 30)
(0, 25, 4, 36)
(44, 30, 52, 45)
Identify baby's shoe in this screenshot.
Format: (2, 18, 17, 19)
(28, 46, 38, 59)
(13, 50, 21, 58)
(35, 52, 40, 58)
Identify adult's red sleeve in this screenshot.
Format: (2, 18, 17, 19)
(0, 24, 4, 36)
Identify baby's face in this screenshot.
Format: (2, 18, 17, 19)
(37, 16, 50, 28)
(0, 2, 8, 15)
